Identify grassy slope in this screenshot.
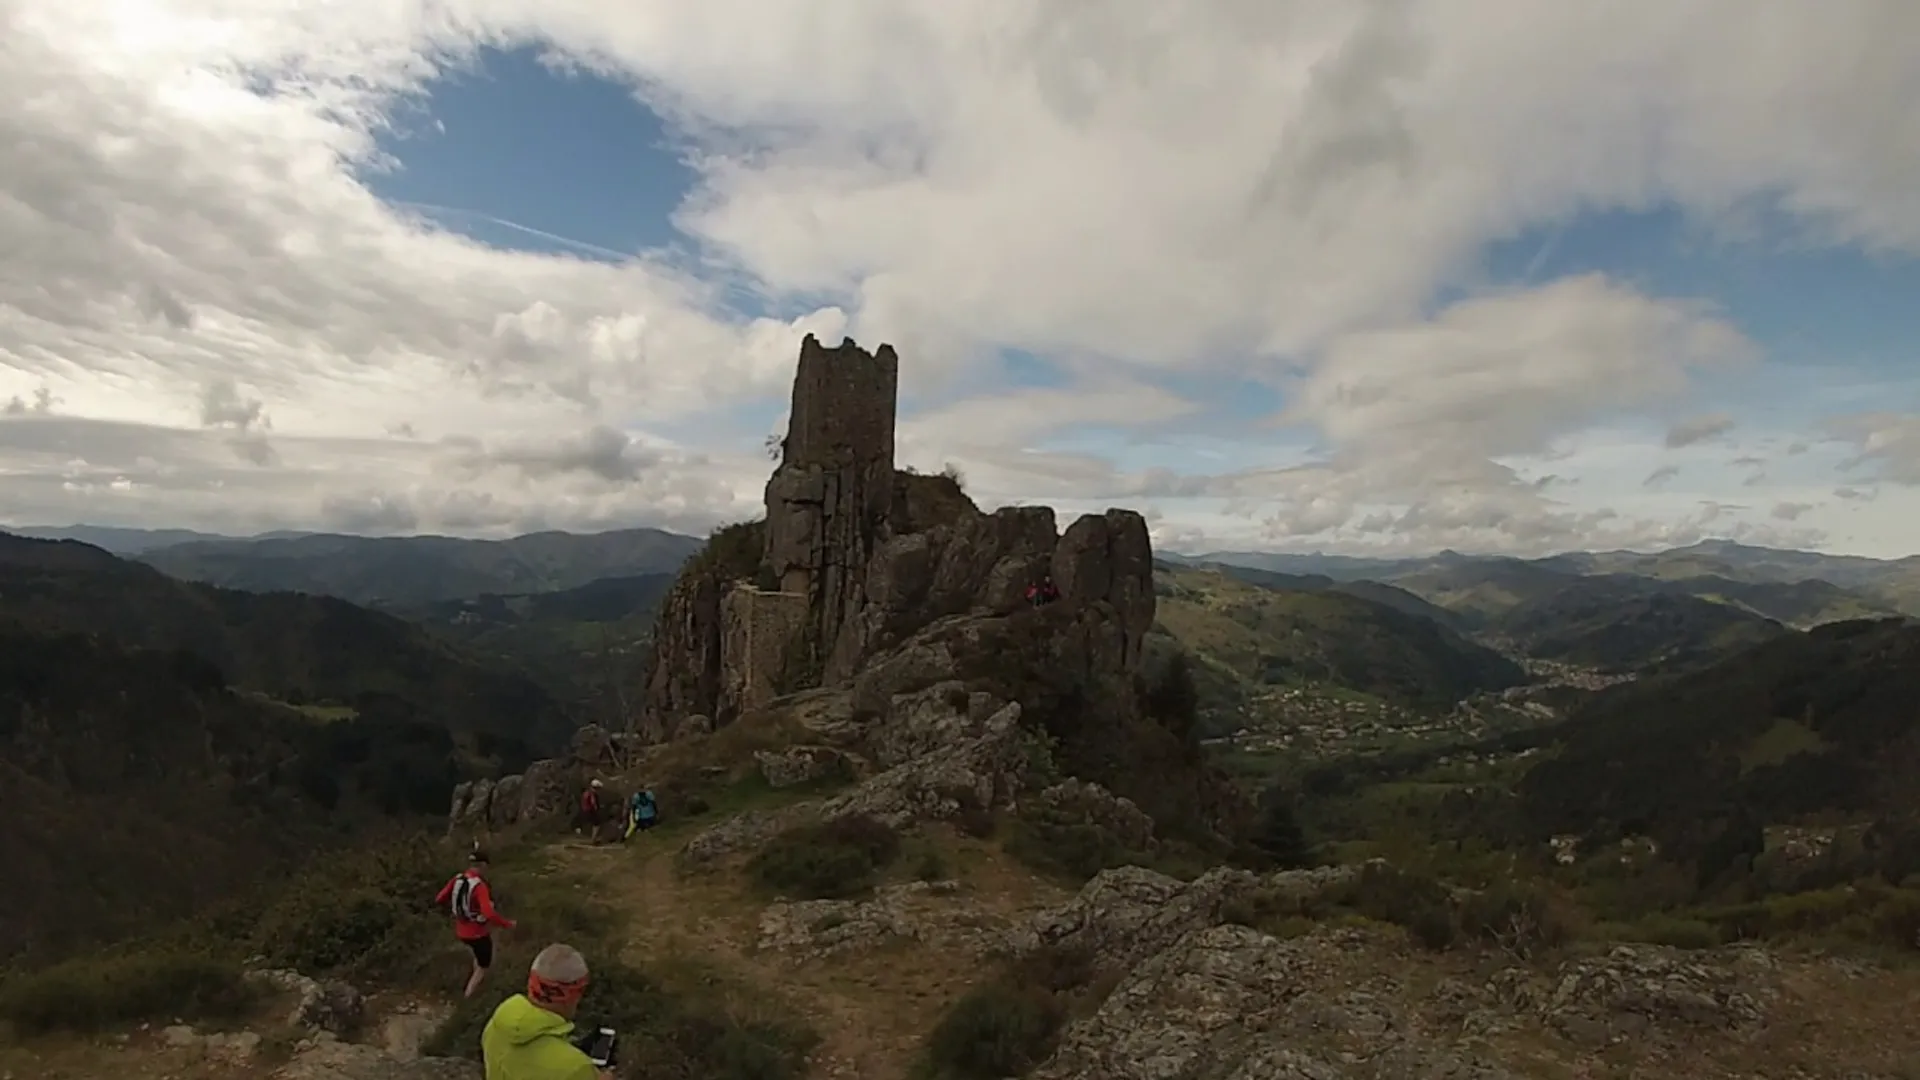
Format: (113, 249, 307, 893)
(0, 533, 569, 754)
(1153, 565, 1526, 729)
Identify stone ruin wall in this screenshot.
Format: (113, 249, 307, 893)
(762, 334, 900, 675)
(720, 584, 810, 718)
(632, 332, 1158, 744)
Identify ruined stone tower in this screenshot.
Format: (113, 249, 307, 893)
(762, 334, 900, 677)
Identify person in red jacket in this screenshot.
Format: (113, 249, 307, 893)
(1025, 575, 1062, 608)
(435, 847, 517, 999)
(574, 780, 604, 840)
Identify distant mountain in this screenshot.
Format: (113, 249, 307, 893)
(1151, 564, 1527, 734)
(1515, 617, 1920, 863)
(1176, 549, 1417, 581)
(1183, 560, 1469, 631)
(1491, 579, 1792, 675)
(0, 523, 293, 554)
(397, 573, 677, 719)
(1558, 540, 1920, 614)
(0, 533, 570, 755)
(137, 527, 704, 607)
(1382, 556, 1899, 634)
(1375, 556, 1577, 627)
(1185, 540, 1920, 618)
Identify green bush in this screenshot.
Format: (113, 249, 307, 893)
(255, 887, 412, 974)
(0, 948, 257, 1035)
(1328, 864, 1461, 950)
(1457, 881, 1585, 959)
(1696, 880, 1920, 949)
(1605, 914, 1723, 950)
(922, 986, 1063, 1079)
(919, 947, 1091, 1079)
(748, 814, 903, 899)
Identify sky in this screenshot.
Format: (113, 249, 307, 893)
(2, 1, 1918, 558)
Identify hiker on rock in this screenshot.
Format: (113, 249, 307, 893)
(574, 780, 604, 838)
(1026, 574, 1062, 608)
(481, 943, 615, 1080)
(624, 785, 658, 841)
(435, 846, 516, 1000)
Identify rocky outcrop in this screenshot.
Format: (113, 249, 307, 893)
(638, 547, 738, 739)
(756, 879, 1023, 961)
(161, 972, 472, 1079)
(684, 697, 1037, 862)
(1022, 866, 1798, 1080)
(762, 336, 901, 684)
(754, 743, 856, 788)
(633, 334, 1159, 745)
(445, 723, 643, 836)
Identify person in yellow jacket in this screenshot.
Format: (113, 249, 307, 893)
(481, 943, 614, 1080)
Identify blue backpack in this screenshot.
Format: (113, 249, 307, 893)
(632, 790, 657, 821)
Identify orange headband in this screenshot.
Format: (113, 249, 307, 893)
(527, 970, 589, 1010)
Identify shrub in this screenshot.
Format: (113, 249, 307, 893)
(1251, 794, 1314, 869)
(922, 985, 1063, 1079)
(939, 785, 997, 840)
(1003, 814, 1143, 884)
(919, 946, 1091, 1079)
(749, 814, 903, 899)
(1329, 864, 1460, 950)
(0, 948, 256, 1035)
(1142, 651, 1200, 746)
(1607, 914, 1723, 950)
(1458, 881, 1586, 959)
(255, 887, 412, 974)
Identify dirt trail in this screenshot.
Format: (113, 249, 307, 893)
(556, 829, 1067, 1078)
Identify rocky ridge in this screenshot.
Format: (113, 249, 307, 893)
(455, 334, 1242, 854)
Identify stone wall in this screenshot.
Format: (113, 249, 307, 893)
(720, 585, 810, 719)
(763, 335, 899, 677)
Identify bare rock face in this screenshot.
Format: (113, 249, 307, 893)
(631, 334, 1160, 746)
(1487, 943, 1778, 1047)
(1050, 509, 1156, 668)
(756, 879, 1020, 961)
(1023, 866, 1797, 1080)
(763, 335, 901, 685)
(638, 553, 734, 738)
(754, 744, 855, 788)
(1026, 864, 1359, 977)
(1033, 923, 1526, 1080)
(682, 699, 1034, 863)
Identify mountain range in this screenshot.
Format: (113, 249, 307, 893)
(8, 514, 1920, 1076)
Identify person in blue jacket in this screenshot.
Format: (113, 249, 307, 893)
(624, 786, 658, 840)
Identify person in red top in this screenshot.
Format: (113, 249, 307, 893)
(1025, 575, 1062, 608)
(434, 847, 517, 999)
(574, 780, 604, 839)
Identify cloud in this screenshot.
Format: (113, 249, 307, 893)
(1830, 412, 1920, 485)
(1771, 501, 1814, 521)
(1644, 465, 1680, 488)
(2, 0, 1917, 555)
(1665, 413, 1735, 448)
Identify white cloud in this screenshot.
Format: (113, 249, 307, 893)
(1665, 413, 1735, 449)
(2, 0, 1918, 554)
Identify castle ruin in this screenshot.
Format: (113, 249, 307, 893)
(638, 333, 1155, 736)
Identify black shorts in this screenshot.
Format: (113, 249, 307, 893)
(463, 935, 494, 969)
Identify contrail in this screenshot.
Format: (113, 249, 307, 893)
(390, 199, 636, 262)
(1520, 221, 1566, 283)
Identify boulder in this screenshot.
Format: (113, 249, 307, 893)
(754, 744, 854, 788)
